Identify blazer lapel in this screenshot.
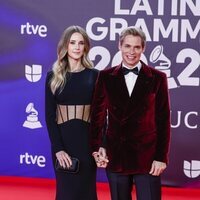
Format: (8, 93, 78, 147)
(109, 64, 130, 103)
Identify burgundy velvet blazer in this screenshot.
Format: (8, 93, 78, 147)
(90, 61, 171, 174)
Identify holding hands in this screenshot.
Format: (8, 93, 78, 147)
(93, 147, 109, 168)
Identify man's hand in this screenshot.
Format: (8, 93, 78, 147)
(93, 147, 109, 168)
(149, 160, 167, 176)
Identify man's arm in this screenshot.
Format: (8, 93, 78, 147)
(150, 73, 171, 175)
(154, 73, 171, 163)
(90, 71, 108, 154)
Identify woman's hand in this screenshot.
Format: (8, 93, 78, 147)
(55, 151, 72, 169)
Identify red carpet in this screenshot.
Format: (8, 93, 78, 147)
(0, 176, 200, 200)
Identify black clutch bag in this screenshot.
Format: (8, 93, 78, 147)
(55, 157, 80, 173)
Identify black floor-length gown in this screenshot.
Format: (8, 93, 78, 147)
(45, 68, 98, 200)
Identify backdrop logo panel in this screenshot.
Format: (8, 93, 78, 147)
(0, 0, 199, 186)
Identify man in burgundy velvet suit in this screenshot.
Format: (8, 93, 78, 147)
(90, 27, 171, 200)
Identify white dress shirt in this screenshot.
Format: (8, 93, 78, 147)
(123, 62, 142, 96)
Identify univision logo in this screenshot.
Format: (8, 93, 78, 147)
(25, 64, 42, 82)
(183, 160, 200, 178)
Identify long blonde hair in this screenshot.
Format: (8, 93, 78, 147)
(50, 25, 93, 94)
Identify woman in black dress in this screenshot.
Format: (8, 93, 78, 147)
(45, 26, 98, 200)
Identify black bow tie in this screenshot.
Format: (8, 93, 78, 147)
(122, 67, 139, 75)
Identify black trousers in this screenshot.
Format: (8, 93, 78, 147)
(106, 170, 161, 200)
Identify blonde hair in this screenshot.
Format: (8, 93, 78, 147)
(50, 25, 93, 94)
(119, 26, 146, 48)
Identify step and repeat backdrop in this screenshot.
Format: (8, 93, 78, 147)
(0, 0, 199, 187)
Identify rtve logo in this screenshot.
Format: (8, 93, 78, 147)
(20, 22, 47, 37)
(20, 152, 46, 168)
(183, 160, 200, 178)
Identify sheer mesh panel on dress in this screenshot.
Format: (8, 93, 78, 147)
(56, 104, 91, 124)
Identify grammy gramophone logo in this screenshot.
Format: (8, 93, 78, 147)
(150, 45, 178, 89)
(23, 103, 42, 129)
